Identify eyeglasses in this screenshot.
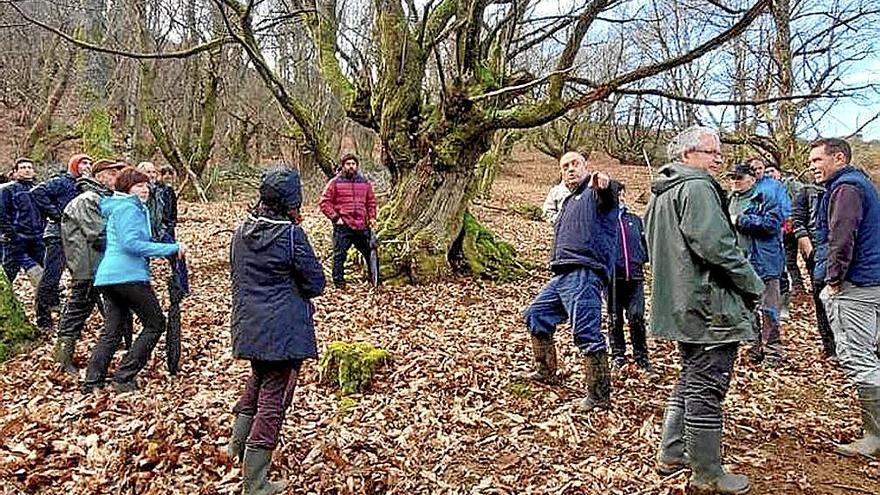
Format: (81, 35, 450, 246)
(690, 149, 723, 157)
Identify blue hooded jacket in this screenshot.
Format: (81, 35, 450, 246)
(0, 180, 44, 241)
(93, 194, 179, 286)
(31, 172, 77, 239)
(730, 187, 784, 281)
(230, 168, 326, 361)
(755, 176, 792, 218)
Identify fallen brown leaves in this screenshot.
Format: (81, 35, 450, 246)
(1, 152, 879, 494)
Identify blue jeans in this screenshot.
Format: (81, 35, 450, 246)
(36, 237, 65, 327)
(524, 267, 607, 355)
(1, 237, 44, 281)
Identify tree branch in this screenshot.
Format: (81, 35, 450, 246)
(212, 0, 336, 177)
(490, 0, 771, 129)
(8, 1, 234, 59)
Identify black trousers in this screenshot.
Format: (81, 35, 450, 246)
(84, 283, 166, 387)
(805, 253, 836, 357)
(607, 278, 648, 361)
(783, 232, 804, 290)
(57, 280, 99, 340)
(332, 225, 373, 285)
(668, 342, 738, 431)
(36, 236, 65, 328)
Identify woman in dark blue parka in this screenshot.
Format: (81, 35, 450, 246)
(227, 166, 325, 495)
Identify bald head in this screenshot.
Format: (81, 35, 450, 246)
(560, 152, 588, 190)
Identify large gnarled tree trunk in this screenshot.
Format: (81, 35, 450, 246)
(214, 0, 769, 283)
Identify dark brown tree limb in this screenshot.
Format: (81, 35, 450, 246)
(7, 2, 235, 59)
(490, 0, 771, 130)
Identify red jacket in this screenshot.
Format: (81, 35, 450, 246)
(319, 174, 377, 230)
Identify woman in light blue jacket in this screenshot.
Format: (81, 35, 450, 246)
(83, 167, 186, 393)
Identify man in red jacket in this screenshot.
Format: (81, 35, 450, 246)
(319, 153, 377, 288)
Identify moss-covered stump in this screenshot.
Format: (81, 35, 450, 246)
(0, 270, 37, 362)
(318, 341, 390, 395)
(454, 211, 529, 281)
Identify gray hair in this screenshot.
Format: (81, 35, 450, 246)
(667, 126, 719, 160)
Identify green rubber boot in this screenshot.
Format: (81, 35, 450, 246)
(53, 336, 79, 375)
(656, 402, 688, 475)
(574, 351, 611, 413)
(242, 447, 287, 495)
(226, 414, 254, 463)
(836, 386, 880, 459)
(686, 426, 749, 494)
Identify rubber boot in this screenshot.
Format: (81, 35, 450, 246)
(242, 446, 287, 495)
(53, 336, 79, 375)
(226, 414, 254, 463)
(656, 402, 688, 475)
(518, 334, 558, 384)
(779, 292, 791, 321)
(26, 265, 44, 290)
(686, 426, 749, 494)
(836, 386, 880, 458)
(574, 351, 611, 412)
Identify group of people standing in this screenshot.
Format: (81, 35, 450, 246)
(525, 129, 880, 494)
(1, 155, 186, 392)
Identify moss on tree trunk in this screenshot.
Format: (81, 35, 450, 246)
(0, 270, 37, 362)
(377, 151, 527, 284)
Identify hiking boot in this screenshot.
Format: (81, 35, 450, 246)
(243, 447, 287, 495)
(53, 336, 79, 375)
(686, 426, 749, 494)
(111, 380, 139, 394)
(81, 381, 105, 395)
(226, 414, 254, 463)
(656, 402, 688, 475)
(516, 334, 559, 384)
(574, 351, 611, 413)
(836, 386, 880, 459)
(610, 356, 627, 370)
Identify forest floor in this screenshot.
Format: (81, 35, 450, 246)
(1, 150, 879, 494)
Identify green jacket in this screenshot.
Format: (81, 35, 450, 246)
(61, 178, 111, 280)
(644, 163, 764, 343)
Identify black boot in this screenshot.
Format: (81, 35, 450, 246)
(53, 336, 79, 375)
(686, 426, 749, 494)
(574, 351, 611, 412)
(226, 414, 254, 463)
(656, 402, 688, 475)
(836, 386, 880, 458)
(519, 334, 559, 384)
(242, 446, 287, 495)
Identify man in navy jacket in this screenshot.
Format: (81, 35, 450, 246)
(607, 183, 651, 372)
(811, 138, 880, 458)
(522, 151, 619, 413)
(0, 158, 45, 288)
(31, 154, 92, 330)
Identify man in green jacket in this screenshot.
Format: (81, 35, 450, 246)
(645, 126, 764, 495)
(53, 159, 126, 373)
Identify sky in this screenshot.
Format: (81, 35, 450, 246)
(520, 0, 880, 141)
(818, 58, 880, 141)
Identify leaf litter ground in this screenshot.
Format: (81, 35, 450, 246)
(1, 151, 879, 494)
